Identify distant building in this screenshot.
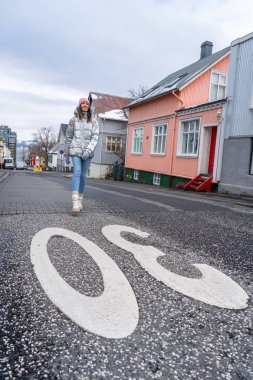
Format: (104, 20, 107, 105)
(48, 123, 73, 172)
(57, 123, 73, 171)
(0, 125, 17, 164)
(0, 125, 9, 145)
(8, 132, 17, 163)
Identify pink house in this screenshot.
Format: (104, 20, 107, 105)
(125, 42, 230, 190)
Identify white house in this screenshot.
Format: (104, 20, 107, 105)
(48, 143, 59, 171)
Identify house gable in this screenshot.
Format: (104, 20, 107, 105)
(180, 54, 230, 108)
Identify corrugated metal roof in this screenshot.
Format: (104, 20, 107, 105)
(89, 91, 132, 114)
(127, 46, 230, 107)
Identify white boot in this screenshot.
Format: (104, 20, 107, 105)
(72, 192, 80, 213)
(78, 193, 83, 210)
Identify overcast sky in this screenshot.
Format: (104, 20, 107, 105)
(0, 0, 252, 141)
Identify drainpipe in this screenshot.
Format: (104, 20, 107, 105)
(172, 91, 184, 108)
(170, 91, 184, 179)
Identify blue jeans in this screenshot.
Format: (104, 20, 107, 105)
(71, 156, 91, 193)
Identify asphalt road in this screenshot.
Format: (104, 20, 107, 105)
(0, 170, 253, 380)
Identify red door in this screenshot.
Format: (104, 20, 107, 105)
(208, 127, 217, 174)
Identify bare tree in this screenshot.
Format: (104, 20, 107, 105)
(128, 84, 149, 100)
(33, 127, 56, 166)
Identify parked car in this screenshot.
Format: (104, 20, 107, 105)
(3, 158, 14, 169)
(16, 161, 27, 170)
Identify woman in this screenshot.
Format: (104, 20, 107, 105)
(64, 97, 99, 213)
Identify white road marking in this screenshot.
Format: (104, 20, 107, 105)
(87, 183, 253, 214)
(86, 185, 177, 211)
(102, 225, 249, 310)
(30, 227, 139, 339)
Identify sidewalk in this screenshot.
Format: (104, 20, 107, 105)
(60, 171, 253, 203)
(83, 177, 253, 204)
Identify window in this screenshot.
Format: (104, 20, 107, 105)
(178, 119, 200, 156)
(132, 128, 143, 154)
(106, 136, 122, 153)
(134, 170, 139, 180)
(152, 124, 167, 154)
(209, 71, 227, 101)
(153, 173, 160, 186)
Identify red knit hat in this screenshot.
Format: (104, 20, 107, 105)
(79, 98, 90, 106)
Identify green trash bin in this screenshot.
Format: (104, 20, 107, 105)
(113, 163, 118, 180)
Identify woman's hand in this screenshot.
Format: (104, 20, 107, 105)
(82, 149, 91, 160)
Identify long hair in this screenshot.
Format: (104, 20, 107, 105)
(77, 103, 92, 122)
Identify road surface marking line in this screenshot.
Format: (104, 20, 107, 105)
(87, 186, 177, 211)
(31, 227, 139, 339)
(87, 184, 253, 214)
(102, 225, 249, 310)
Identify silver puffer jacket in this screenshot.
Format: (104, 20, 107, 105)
(64, 108, 99, 157)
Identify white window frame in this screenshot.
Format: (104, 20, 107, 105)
(151, 123, 168, 155)
(209, 70, 228, 102)
(177, 118, 200, 157)
(132, 127, 144, 154)
(133, 170, 139, 180)
(106, 136, 122, 153)
(153, 173, 160, 186)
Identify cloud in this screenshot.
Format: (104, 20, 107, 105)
(0, 90, 74, 140)
(0, 0, 252, 140)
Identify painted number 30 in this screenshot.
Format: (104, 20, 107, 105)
(30, 225, 249, 339)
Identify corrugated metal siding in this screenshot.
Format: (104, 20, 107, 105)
(92, 118, 127, 164)
(225, 38, 253, 137)
(102, 119, 127, 134)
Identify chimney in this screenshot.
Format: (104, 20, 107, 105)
(200, 41, 213, 59)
